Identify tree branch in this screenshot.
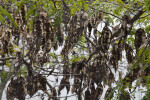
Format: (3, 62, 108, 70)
(130, 9, 145, 24)
(0, 57, 16, 61)
(112, 9, 145, 38)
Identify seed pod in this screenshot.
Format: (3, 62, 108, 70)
(51, 88, 57, 100)
(20, 4, 27, 24)
(61, 0, 70, 25)
(7, 77, 26, 100)
(121, 15, 132, 38)
(56, 25, 64, 46)
(125, 43, 134, 63)
(94, 83, 103, 100)
(119, 90, 130, 100)
(101, 26, 112, 53)
(85, 88, 91, 100)
(33, 17, 42, 46)
(53, 42, 58, 51)
(95, 11, 103, 27)
(105, 87, 112, 99)
(88, 21, 92, 37)
(134, 28, 146, 52)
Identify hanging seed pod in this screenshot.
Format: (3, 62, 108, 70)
(61, 12, 84, 55)
(88, 21, 92, 37)
(7, 77, 26, 100)
(44, 20, 51, 41)
(56, 25, 64, 46)
(33, 17, 42, 46)
(134, 28, 146, 52)
(51, 88, 57, 100)
(108, 72, 115, 86)
(20, 4, 27, 24)
(53, 42, 58, 51)
(125, 43, 134, 63)
(109, 43, 120, 72)
(117, 39, 122, 61)
(90, 81, 96, 99)
(58, 78, 66, 95)
(119, 90, 130, 100)
(45, 40, 51, 53)
(121, 15, 132, 38)
(101, 26, 112, 53)
(85, 88, 91, 100)
(94, 83, 103, 100)
(61, 0, 70, 25)
(105, 87, 112, 99)
(95, 11, 103, 27)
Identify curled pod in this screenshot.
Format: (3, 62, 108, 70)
(134, 28, 146, 52)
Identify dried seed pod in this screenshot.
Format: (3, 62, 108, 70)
(56, 25, 64, 46)
(134, 28, 146, 52)
(101, 26, 112, 53)
(109, 43, 119, 72)
(94, 83, 103, 100)
(90, 16, 96, 28)
(88, 21, 92, 37)
(95, 11, 103, 27)
(53, 42, 58, 51)
(58, 78, 66, 95)
(90, 81, 96, 99)
(33, 17, 42, 46)
(20, 4, 27, 24)
(125, 43, 134, 63)
(61, 12, 84, 55)
(85, 88, 91, 100)
(7, 77, 26, 100)
(121, 15, 132, 38)
(117, 39, 122, 61)
(119, 90, 130, 100)
(58, 77, 70, 95)
(105, 87, 112, 99)
(61, 0, 70, 25)
(51, 88, 57, 100)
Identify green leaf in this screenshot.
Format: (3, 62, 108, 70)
(0, 6, 18, 28)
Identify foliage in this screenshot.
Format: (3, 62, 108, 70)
(0, 0, 150, 100)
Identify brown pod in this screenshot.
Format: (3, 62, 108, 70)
(56, 25, 64, 46)
(101, 26, 112, 53)
(105, 87, 112, 99)
(134, 28, 146, 52)
(20, 4, 27, 24)
(125, 43, 134, 63)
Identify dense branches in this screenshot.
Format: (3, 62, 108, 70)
(0, 0, 150, 100)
